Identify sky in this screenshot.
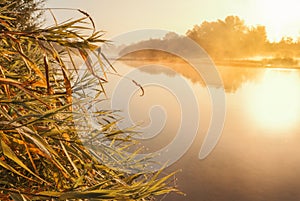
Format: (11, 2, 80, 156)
(46, 0, 300, 42)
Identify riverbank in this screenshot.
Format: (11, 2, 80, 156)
(214, 57, 300, 69)
(119, 50, 300, 69)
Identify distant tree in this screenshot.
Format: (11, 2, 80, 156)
(265, 36, 299, 58)
(242, 26, 267, 56)
(187, 16, 268, 59)
(163, 32, 180, 40)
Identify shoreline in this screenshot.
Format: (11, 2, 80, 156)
(214, 59, 300, 69)
(118, 56, 300, 70)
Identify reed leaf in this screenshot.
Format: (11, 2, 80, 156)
(0, 139, 48, 184)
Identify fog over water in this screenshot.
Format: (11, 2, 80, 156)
(102, 58, 300, 201)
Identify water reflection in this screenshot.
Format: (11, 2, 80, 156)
(246, 69, 300, 131)
(120, 58, 265, 93)
(120, 58, 300, 131)
(108, 58, 300, 201)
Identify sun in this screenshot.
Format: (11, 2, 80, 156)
(248, 69, 300, 130)
(255, 0, 300, 41)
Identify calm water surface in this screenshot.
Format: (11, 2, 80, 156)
(104, 60, 300, 201)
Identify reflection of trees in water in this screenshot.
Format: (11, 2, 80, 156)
(119, 51, 263, 93)
(218, 66, 264, 93)
(120, 57, 204, 84)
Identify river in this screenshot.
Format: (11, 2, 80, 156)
(90, 58, 300, 201)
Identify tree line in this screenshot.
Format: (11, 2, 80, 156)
(187, 15, 300, 59)
(121, 16, 300, 63)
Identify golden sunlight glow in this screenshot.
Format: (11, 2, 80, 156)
(249, 70, 300, 130)
(257, 0, 300, 41)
